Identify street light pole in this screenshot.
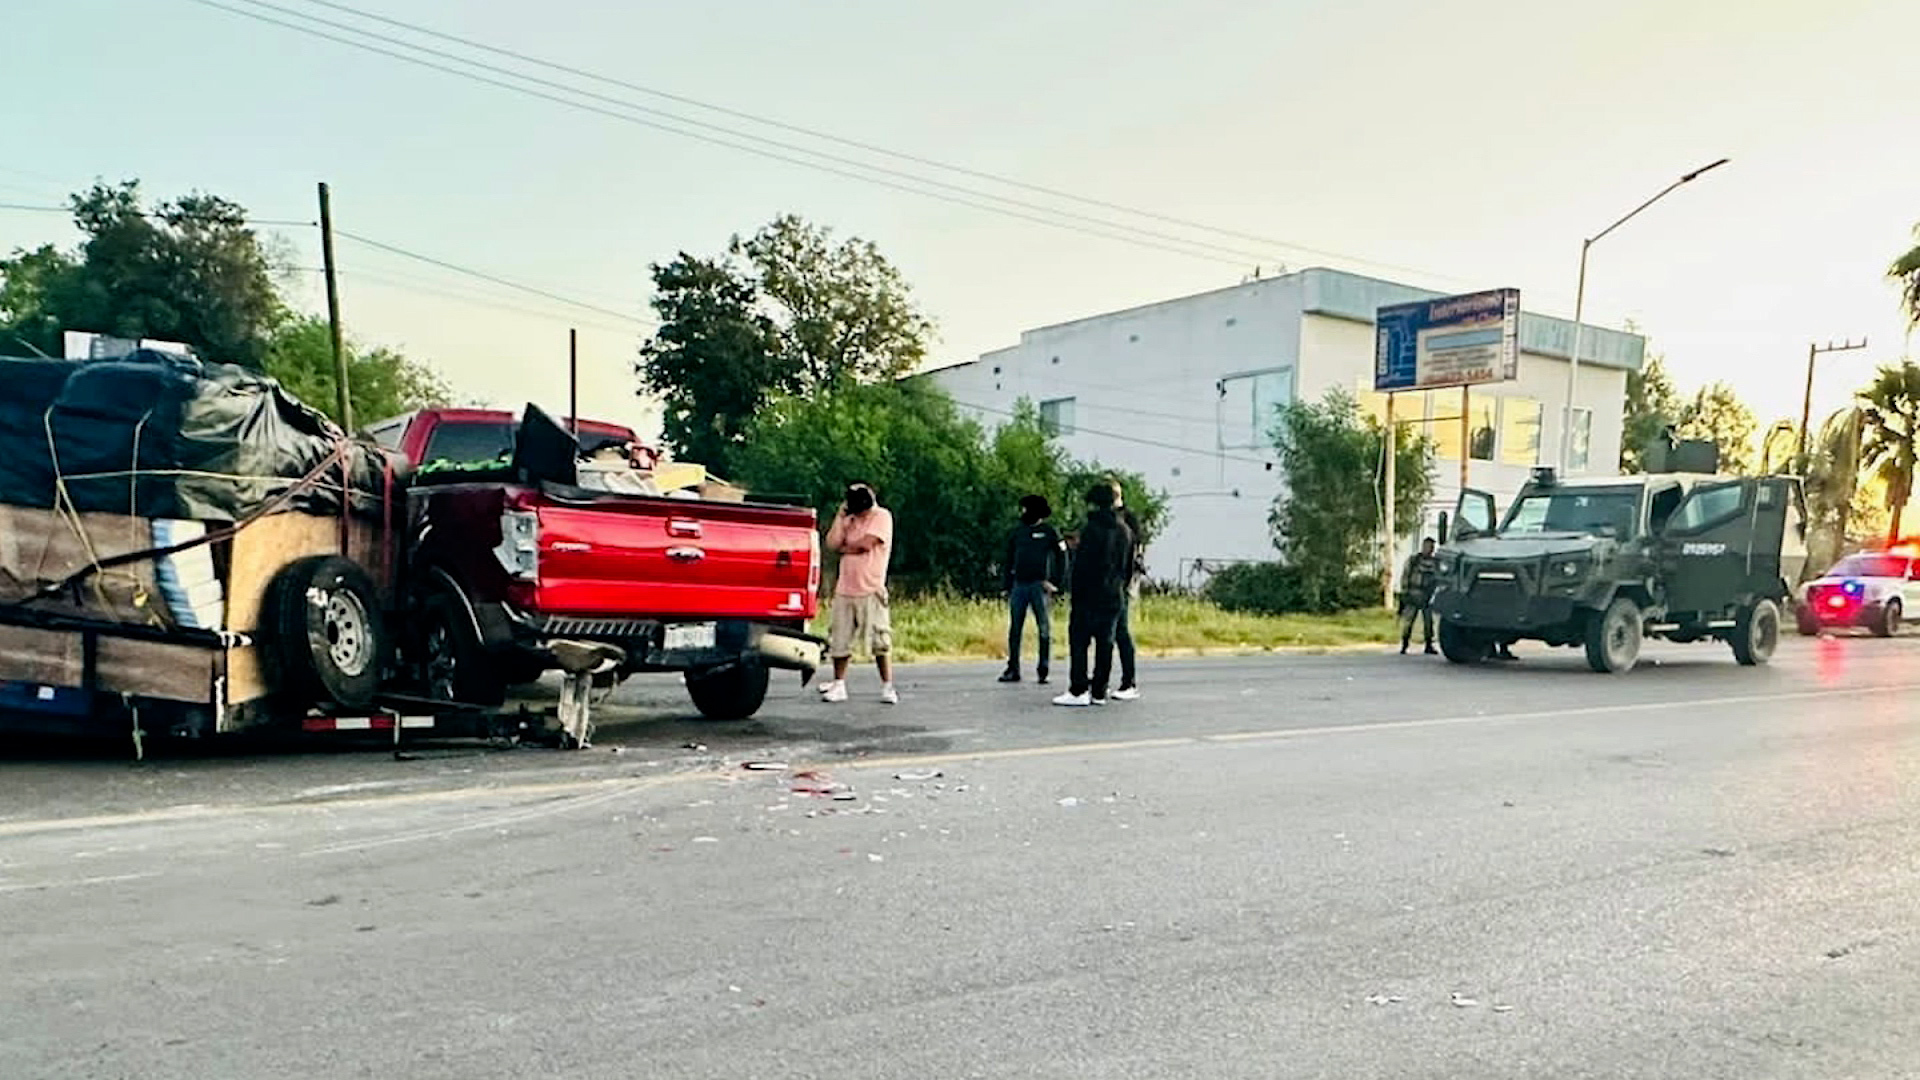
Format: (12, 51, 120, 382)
(1558, 158, 1729, 473)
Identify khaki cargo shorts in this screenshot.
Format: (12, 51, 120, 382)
(828, 590, 893, 659)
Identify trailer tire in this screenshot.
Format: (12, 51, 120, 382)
(686, 661, 770, 721)
(261, 555, 385, 709)
(419, 590, 506, 707)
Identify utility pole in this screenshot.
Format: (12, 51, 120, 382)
(1796, 337, 1867, 472)
(568, 328, 579, 438)
(1383, 392, 1397, 609)
(317, 182, 352, 433)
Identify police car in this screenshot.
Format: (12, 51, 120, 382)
(1794, 546, 1920, 637)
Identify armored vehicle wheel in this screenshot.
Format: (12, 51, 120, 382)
(1584, 596, 1643, 674)
(1731, 598, 1782, 666)
(1438, 622, 1490, 665)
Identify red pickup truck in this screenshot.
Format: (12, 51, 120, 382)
(368, 406, 825, 720)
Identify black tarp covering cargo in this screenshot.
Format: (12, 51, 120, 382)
(0, 351, 398, 521)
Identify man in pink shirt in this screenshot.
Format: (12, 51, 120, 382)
(821, 482, 898, 704)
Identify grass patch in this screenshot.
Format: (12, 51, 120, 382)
(811, 593, 1396, 663)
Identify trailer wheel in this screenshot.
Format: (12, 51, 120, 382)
(419, 590, 506, 707)
(261, 555, 385, 709)
(685, 661, 770, 721)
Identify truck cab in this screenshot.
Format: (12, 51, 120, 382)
(1434, 465, 1808, 673)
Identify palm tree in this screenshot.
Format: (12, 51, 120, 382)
(1857, 362, 1920, 543)
(1892, 225, 1920, 327)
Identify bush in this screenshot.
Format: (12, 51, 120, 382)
(1204, 561, 1382, 615)
(734, 383, 1170, 596)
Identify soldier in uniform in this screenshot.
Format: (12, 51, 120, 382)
(1398, 537, 1440, 656)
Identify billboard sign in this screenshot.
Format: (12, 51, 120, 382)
(1373, 288, 1520, 392)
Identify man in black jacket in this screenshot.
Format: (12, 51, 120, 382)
(1000, 494, 1064, 684)
(1054, 481, 1134, 707)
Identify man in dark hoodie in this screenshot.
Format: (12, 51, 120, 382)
(1054, 481, 1134, 707)
(1000, 494, 1065, 684)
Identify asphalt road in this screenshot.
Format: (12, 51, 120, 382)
(5, 635, 1920, 1078)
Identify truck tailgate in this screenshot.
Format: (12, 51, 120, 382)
(519, 492, 817, 620)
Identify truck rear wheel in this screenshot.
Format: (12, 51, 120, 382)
(1584, 596, 1643, 674)
(1732, 599, 1782, 666)
(686, 661, 770, 721)
(261, 555, 385, 709)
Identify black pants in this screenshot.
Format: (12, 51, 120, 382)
(1398, 597, 1434, 647)
(1115, 595, 1136, 689)
(1069, 602, 1121, 698)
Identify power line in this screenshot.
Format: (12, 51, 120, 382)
(0, 200, 315, 229)
(284, 265, 646, 335)
(333, 229, 654, 328)
(190, 0, 1285, 268)
(277, 0, 1477, 286)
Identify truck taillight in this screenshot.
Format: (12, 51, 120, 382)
(808, 529, 821, 593)
(494, 510, 540, 580)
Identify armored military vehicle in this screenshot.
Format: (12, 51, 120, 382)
(1430, 454, 1808, 673)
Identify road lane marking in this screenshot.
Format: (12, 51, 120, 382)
(0, 871, 162, 895)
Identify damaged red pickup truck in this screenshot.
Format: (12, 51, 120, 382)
(378, 406, 826, 721)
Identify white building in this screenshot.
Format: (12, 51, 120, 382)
(932, 267, 1645, 587)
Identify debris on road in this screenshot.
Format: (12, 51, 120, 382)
(1449, 992, 1480, 1008)
(1364, 994, 1406, 1006)
(742, 761, 789, 772)
(895, 768, 943, 781)
(867, 853, 885, 863)
(691, 836, 720, 844)
(1057, 797, 1081, 808)
(1492, 1004, 1515, 1013)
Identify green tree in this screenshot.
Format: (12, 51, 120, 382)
(636, 252, 784, 476)
(261, 315, 451, 428)
(1621, 354, 1683, 473)
(735, 215, 933, 389)
(0, 244, 79, 355)
(637, 216, 936, 474)
(0, 182, 286, 365)
(1676, 381, 1758, 474)
(732, 384, 1167, 595)
(1858, 360, 1920, 542)
(1269, 388, 1433, 608)
(1890, 224, 1920, 327)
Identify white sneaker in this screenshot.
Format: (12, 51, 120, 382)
(1111, 686, 1141, 701)
(1052, 691, 1091, 707)
(1091, 696, 1109, 706)
(879, 684, 899, 705)
(821, 682, 848, 703)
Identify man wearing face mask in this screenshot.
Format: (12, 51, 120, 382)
(821, 482, 898, 704)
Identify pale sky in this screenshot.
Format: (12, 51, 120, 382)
(4, 0, 1918, 447)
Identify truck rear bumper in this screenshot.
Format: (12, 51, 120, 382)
(499, 608, 825, 677)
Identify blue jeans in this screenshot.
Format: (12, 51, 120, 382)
(1007, 582, 1052, 676)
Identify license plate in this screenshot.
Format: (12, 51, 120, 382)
(663, 623, 716, 651)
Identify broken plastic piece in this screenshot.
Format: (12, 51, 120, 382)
(895, 768, 943, 781)
(742, 761, 789, 771)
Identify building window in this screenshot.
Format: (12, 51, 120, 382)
(1469, 396, 1497, 462)
(1040, 396, 1077, 436)
(1568, 407, 1593, 472)
(1427, 392, 1462, 461)
(1500, 398, 1542, 466)
(1219, 367, 1293, 448)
